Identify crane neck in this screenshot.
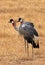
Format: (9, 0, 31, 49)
(12, 21, 19, 31)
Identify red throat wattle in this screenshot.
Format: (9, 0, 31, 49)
(12, 23, 15, 26)
(21, 22, 23, 24)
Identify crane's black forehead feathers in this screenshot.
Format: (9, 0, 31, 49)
(17, 18, 22, 22)
(10, 19, 13, 21)
(9, 19, 13, 23)
(18, 18, 22, 21)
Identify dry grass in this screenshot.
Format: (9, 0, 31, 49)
(0, 0, 45, 65)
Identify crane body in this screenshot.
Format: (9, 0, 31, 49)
(9, 18, 39, 56)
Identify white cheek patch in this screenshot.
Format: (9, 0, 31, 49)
(12, 21, 14, 23)
(20, 19, 23, 22)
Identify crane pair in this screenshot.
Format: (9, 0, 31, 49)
(9, 18, 39, 57)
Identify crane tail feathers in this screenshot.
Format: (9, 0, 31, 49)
(32, 40, 39, 48)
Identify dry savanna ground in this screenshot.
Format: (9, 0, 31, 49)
(0, 0, 45, 65)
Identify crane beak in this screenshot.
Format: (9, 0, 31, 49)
(8, 21, 10, 23)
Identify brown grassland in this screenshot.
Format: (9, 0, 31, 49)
(0, 0, 45, 65)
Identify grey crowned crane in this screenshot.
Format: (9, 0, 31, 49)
(9, 18, 39, 56)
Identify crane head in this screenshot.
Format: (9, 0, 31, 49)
(17, 18, 24, 23)
(9, 19, 16, 26)
(9, 19, 14, 23)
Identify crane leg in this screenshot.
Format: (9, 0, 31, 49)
(24, 40, 29, 56)
(32, 42, 33, 58)
(25, 40, 26, 53)
(27, 41, 29, 56)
